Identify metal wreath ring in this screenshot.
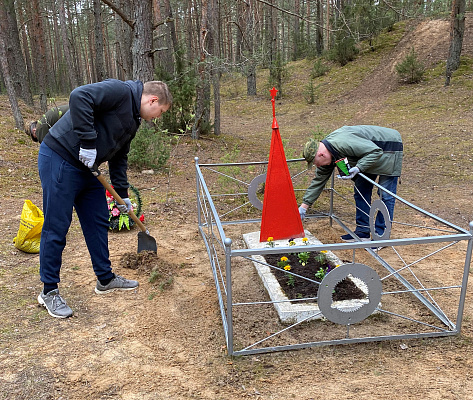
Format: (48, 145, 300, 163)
(248, 173, 267, 211)
(370, 198, 392, 241)
(318, 263, 382, 325)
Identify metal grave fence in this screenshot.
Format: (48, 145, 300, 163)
(195, 157, 472, 356)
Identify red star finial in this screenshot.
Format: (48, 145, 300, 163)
(270, 87, 278, 118)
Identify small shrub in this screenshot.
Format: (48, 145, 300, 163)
(128, 124, 171, 171)
(268, 52, 289, 97)
(328, 36, 359, 66)
(304, 79, 320, 104)
(395, 47, 425, 84)
(311, 58, 330, 78)
(310, 127, 328, 142)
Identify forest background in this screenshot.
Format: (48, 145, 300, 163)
(0, 0, 470, 142)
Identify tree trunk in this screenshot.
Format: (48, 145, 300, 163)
(69, 1, 84, 86)
(132, 0, 154, 81)
(163, 0, 180, 75)
(246, 0, 257, 96)
(445, 0, 466, 86)
(2, 0, 33, 106)
(208, 0, 220, 135)
(94, 0, 106, 81)
(293, 0, 300, 61)
(114, 0, 133, 80)
(0, 34, 24, 130)
(58, 0, 79, 89)
(30, 0, 48, 111)
(16, 3, 34, 95)
(192, 0, 208, 139)
(316, 0, 324, 55)
(326, 0, 331, 49)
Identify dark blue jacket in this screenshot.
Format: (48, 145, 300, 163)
(44, 79, 143, 197)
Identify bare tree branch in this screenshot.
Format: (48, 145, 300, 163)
(153, 16, 174, 30)
(380, 0, 413, 18)
(243, 0, 305, 20)
(236, 0, 325, 29)
(100, 0, 134, 28)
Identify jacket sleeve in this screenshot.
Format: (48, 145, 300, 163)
(108, 143, 130, 199)
(302, 165, 334, 207)
(333, 133, 383, 172)
(69, 80, 126, 150)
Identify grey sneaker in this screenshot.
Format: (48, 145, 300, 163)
(95, 275, 139, 295)
(37, 289, 73, 318)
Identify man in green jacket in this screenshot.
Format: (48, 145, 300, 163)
(27, 105, 69, 143)
(299, 125, 403, 242)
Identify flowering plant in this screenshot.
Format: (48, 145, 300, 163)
(276, 257, 294, 286)
(106, 183, 144, 231)
(314, 251, 340, 280)
(277, 256, 289, 268)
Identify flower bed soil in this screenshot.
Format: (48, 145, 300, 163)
(263, 253, 366, 302)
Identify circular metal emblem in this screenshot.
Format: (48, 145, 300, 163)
(369, 199, 392, 241)
(248, 174, 267, 210)
(318, 263, 382, 325)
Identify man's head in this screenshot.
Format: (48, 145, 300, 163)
(140, 81, 172, 121)
(313, 142, 332, 167)
(26, 121, 38, 142)
(303, 139, 332, 168)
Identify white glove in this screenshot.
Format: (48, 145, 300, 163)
(79, 148, 97, 168)
(299, 205, 307, 220)
(339, 166, 360, 180)
(117, 198, 132, 214)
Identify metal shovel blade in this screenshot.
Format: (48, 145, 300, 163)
(137, 231, 158, 253)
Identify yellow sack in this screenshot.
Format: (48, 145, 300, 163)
(13, 200, 44, 253)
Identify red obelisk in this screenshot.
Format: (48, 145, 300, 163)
(259, 88, 305, 242)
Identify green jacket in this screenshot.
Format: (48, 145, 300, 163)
(302, 125, 403, 206)
(36, 105, 69, 143)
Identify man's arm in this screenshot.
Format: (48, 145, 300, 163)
(302, 165, 334, 207)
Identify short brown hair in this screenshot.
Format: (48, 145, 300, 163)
(143, 81, 172, 106)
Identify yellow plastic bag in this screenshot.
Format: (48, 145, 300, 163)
(13, 200, 44, 253)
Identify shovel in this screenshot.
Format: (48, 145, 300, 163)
(90, 166, 157, 253)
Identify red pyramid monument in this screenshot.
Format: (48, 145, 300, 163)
(259, 88, 305, 242)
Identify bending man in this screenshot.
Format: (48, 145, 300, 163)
(27, 105, 69, 143)
(299, 125, 403, 242)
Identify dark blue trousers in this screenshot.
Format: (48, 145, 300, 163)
(38, 143, 114, 286)
(352, 173, 398, 236)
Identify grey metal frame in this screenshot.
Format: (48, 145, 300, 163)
(195, 157, 473, 356)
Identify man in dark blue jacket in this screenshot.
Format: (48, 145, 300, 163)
(37, 79, 172, 318)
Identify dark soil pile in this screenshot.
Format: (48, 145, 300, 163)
(120, 251, 178, 290)
(263, 253, 365, 302)
(120, 250, 160, 271)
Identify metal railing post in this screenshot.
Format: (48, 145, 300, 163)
(224, 238, 234, 355)
(455, 221, 473, 332)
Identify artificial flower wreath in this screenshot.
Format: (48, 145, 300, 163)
(106, 183, 144, 231)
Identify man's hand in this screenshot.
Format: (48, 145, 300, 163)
(79, 148, 97, 168)
(117, 198, 132, 214)
(339, 166, 360, 180)
(299, 205, 307, 220)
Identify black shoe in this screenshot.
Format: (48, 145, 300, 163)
(340, 233, 370, 242)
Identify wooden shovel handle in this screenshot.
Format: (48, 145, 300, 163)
(94, 172, 148, 233)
